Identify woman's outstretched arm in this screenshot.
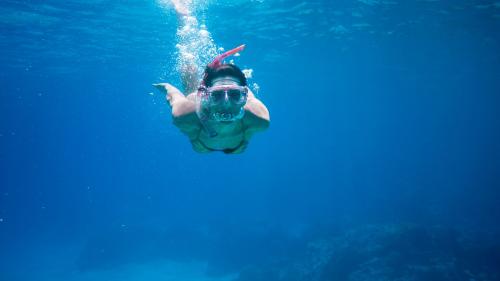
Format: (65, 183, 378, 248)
(153, 83, 200, 140)
(153, 83, 196, 118)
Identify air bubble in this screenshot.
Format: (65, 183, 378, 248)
(199, 30, 209, 37)
(252, 83, 260, 95)
(242, 69, 253, 79)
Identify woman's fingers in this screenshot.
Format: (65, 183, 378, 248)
(153, 83, 171, 92)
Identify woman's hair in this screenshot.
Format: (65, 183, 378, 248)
(202, 64, 247, 87)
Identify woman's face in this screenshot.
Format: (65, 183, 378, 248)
(202, 76, 247, 122)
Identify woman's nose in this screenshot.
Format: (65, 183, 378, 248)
(222, 94, 231, 105)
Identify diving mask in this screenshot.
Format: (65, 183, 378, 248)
(203, 85, 248, 105)
(198, 84, 247, 122)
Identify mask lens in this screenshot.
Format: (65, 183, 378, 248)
(210, 90, 226, 103)
(227, 89, 242, 102)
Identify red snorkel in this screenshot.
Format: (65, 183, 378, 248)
(201, 44, 246, 86)
(208, 44, 245, 69)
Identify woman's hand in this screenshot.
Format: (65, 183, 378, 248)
(153, 83, 179, 95)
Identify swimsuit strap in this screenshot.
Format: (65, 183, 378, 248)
(199, 139, 248, 154)
(222, 139, 248, 154)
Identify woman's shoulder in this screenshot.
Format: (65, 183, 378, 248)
(243, 97, 270, 126)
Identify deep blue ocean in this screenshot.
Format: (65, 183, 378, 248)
(1, 0, 500, 280)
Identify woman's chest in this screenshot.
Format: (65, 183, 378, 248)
(198, 121, 245, 149)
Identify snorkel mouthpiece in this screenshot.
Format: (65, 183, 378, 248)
(208, 44, 245, 69)
(212, 108, 245, 122)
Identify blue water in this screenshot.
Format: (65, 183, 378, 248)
(1, 1, 500, 280)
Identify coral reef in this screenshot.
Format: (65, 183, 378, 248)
(234, 224, 500, 281)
